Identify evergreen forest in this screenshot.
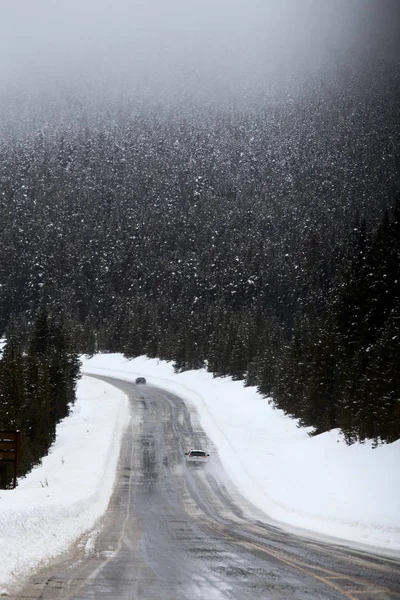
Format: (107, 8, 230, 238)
(0, 16, 399, 486)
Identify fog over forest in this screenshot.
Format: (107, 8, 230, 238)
(1, 0, 398, 109)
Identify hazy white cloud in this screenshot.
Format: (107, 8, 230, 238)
(0, 1, 392, 101)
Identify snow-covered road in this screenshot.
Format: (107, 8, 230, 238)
(82, 354, 400, 551)
(0, 353, 399, 593)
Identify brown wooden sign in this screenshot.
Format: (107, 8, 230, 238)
(0, 450, 17, 461)
(0, 439, 18, 452)
(0, 431, 20, 489)
(0, 432, 18, 441)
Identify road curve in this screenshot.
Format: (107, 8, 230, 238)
(12, 376, 400, 600)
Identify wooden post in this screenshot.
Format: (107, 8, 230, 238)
(13, 431, 20, 490)
(0, 431, 21, 489)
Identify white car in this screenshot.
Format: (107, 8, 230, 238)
(185, 449, 209, 465)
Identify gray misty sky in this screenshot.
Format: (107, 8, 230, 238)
(0, 0, 397, 101)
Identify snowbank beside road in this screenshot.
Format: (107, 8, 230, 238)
(0, 352, 398, 593)
(83, 353, 400, 553)
(0, 376, 129, 592)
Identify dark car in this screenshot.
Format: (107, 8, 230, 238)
(135, 377, 146, 384)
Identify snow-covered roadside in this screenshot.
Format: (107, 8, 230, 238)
(0, 376, 129, 592)
(0, 352, 398, 592)
(82, 353, 400, 554)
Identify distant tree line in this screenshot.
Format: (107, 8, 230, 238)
(0, 308, 80, 488)
(0, 51, 398, 451)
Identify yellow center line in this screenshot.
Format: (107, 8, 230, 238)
(201, 519, 399, 600)
(347, 591, 387, 595)
(239, 539, 359, 600)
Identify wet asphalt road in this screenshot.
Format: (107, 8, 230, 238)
(12, 376, 400, 600)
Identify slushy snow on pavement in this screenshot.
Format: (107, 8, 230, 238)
(0, 353, 399, 592)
